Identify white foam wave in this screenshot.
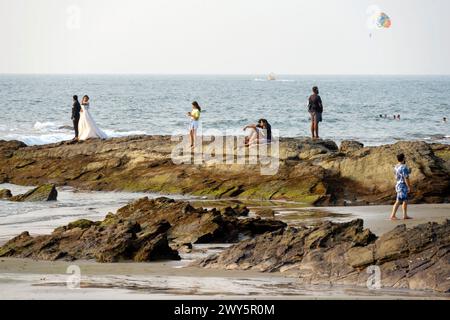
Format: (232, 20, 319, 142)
(103, 129, 147, 138)
(33, 121, 60, 131)
(3, 128, 147, 146)
(4, 133, 73, 146)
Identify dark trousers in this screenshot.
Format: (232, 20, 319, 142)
(73, 117, 80, 138)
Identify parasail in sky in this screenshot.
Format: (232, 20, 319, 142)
(366, 5, 392, 32)
(376, 12, 392, 29)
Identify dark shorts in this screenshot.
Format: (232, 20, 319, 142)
(310, 111, 322, 123)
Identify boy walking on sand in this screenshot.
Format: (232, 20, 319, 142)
(390, 153, 413, 220)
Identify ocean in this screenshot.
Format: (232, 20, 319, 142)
(0, 74, 449, 146)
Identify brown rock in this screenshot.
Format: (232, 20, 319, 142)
(0, 137, 448, 205)
(0, 189, 12, 199)
(0, 140, 27, 158)
(222, 205, 250, 217)
(197, 219, 450, 293)
(345, 246, 375, 268)
(9, 184, 58, 202)
(115, 197, 285, 246)
(254, 208, 275, 218)
(0, 197, 286, 262)
(339, 140, 364, 153)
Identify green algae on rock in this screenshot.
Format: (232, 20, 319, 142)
(6, 184, 58, 202)
(0, 136, 448, 205)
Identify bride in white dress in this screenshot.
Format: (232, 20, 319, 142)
(78, 95, 108, 141)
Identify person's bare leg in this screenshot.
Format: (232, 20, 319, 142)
(310, 121, 315, 139)
(402, 202, 412, 219)
(189, 129, 194, 148)
(315, 123, 319, 139)
(390, 200, 400, 220)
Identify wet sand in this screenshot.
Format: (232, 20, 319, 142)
(315, 203, 450, 236)
(1, 258, 449, 300)
(1, 202, 449, 300)
(1, 185, 449, 299)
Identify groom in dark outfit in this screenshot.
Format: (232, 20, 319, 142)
(71, 95, 81, 140)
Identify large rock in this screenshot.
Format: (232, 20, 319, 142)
(319, 141, 450, 205)
(9, 184, 58, 202)
(0, 197, 286, 262)
(0, 140, 26, 157)
(339, 140, 364, 153)
(113, 197, 286, 246)
(0, 219, 180, 263)
(254, 208, 275, 218)
(0, 136, 448, 205)
(279, 137, 338, 161)
(197, 219, 450, 293)
(0, 189, 12, 199)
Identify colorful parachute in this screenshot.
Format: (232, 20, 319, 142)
(376, 12, 391, 29)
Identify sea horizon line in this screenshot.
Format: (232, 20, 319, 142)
(1, 73, 450, 77)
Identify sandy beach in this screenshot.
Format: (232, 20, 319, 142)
(1, 257, 449, 300)
(318, 203, 450, 236)
(1, 199, 449, 300)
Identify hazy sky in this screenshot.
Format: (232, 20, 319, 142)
(1, 0, 449, 74)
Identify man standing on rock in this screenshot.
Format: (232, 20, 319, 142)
(390, 153, 413, 220)
(307, 86, 323, 139)
(71, 95, 81, 141)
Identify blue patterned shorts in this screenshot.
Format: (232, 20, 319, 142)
(396, 184, 408, 202)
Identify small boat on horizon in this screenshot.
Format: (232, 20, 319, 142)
(267, 72, 276, 81)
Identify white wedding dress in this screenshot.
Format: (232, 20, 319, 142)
(78, 103, 108, 140)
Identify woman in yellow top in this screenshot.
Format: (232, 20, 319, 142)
(187, 101, 201, 148)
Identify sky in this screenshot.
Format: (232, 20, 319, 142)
(1, 0, 449, 74)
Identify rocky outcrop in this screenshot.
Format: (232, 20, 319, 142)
(1, 193, 448, 293)
(7, 184, 58, 202)
(320, 141, 450, 205)
(254, 208, 275, 218)
(339, 140, 364, 153)
(113, 197, 285, 246)
(0, 136, 448, 205)
(197, 219, 450, 293)
(0, 197, 286, 262)
(0, 220, 179, 263)
(0, 140, 26, 159)
(0, 189, 12, 199)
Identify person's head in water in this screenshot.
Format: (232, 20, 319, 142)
(192, 101, 201, 112)
(73, 95, 78, 101)
(444, 117, 448, 122)
(397, 114, 401, 119)
(397, 153, 406, 164)
(82, 95, 89, 104)
(312, 86, 319, 95)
